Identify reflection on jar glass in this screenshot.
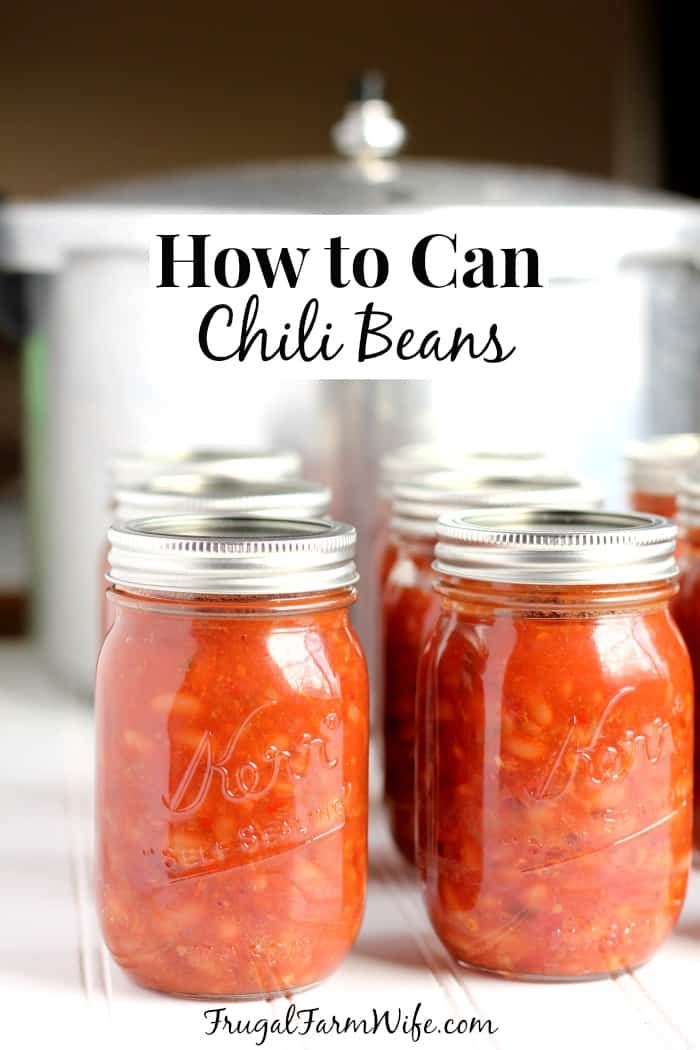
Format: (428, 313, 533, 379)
(382, 472, 601, 864)
(95, 517, 368, 999)
(417, 509, 692, 980)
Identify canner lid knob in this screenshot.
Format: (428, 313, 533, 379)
(331, 70, 407, 162)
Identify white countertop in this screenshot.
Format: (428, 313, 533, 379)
(1, 641, 698, 1050)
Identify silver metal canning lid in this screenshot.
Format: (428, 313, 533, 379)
(109, 448, 302, 489)
(391, 473, 602, 538)
(624, 433, 700, 495)
(107, 517, 358, 595)
(378, 444, 553, 495)
(435, 509, 677, 586)
(113, 475, 331, 524)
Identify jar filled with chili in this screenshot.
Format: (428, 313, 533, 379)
(382, 473, 601, 862)
(101, 476, 331, 635)
(418, 509, 693, 980)
(624, 433, 700, 518)
(672, 472, 700, 851)
(96, 516, 368, 998)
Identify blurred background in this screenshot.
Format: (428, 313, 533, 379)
(0, 1, 689, 197)
(0, 0, 698, 659)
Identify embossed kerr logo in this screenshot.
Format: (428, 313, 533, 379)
(163, 700, 341, 816)
(529, 686, 672, 803)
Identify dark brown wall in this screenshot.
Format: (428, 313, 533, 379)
(0, 0, 642, 198)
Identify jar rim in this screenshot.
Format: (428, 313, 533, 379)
(435, 508, 677, 585)
(107, 516, 358, 595)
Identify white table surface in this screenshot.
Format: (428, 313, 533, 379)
(1, 640, 698, 1050)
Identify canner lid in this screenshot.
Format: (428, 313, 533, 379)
(2, 76, 700, 273)
(3, 166, 700, 276)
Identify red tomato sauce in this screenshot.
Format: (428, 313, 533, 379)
(96, 589, 368, 998)
(418, 579, 693, 978)
(382, 535, 439, 860)
(379, 535, 399, 591)
(630, 490, 677, 519)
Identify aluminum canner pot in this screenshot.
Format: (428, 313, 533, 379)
(2, 77, 700, 694)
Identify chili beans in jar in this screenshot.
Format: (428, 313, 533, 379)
(418, 509, 692, 980)
(624, 433, 700, 518)
(382, 474, 601, 862)
(96, 517, 368, 999)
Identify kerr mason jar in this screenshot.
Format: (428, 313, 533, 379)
(96, 517, 368, 998)
(624, 433, 700, 518)
(382, 474, 601, 862)
(418, 509, 692, 980)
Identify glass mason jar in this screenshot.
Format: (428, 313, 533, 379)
(418, 509, 693, 981)
(624, 433, 700, 518)
(672, 473, 700, 850)
(382, 474, 602, 862)
(100, 476, 331, 636)
(96, 517, 368, 999)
